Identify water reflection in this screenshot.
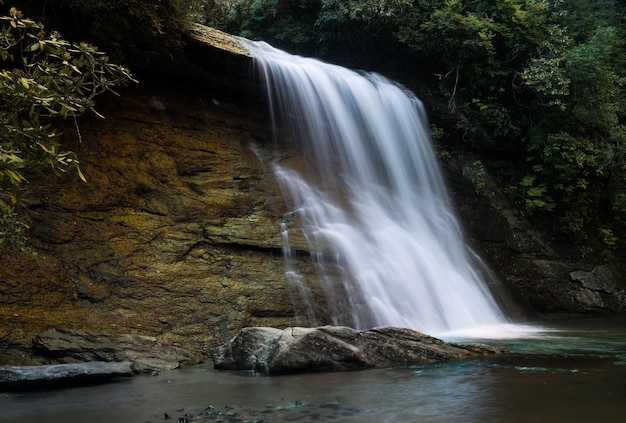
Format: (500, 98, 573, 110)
(2, 316, 625, 423)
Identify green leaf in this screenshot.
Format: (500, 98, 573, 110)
(5, 169, 26, 183)
(77, 166, 87, 183)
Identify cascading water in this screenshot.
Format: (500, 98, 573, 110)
(244, 40, 529, 338)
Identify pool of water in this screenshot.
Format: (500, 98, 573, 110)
(2, 316, 625, 423)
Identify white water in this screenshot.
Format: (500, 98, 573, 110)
(244, 40, 529, 338)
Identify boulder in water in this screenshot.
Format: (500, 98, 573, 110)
(214, 326, 500, 375)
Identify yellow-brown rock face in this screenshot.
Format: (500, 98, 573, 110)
(0, 81, 316, 366)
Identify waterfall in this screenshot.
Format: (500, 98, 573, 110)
(243, 40, 523, 338)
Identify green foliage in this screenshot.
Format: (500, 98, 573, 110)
(225, 0, 321, 52)
(317, 0, 412, 30)
(598, 227, 617, 249)
(201, 0, 235, 28)
(0, 5, 135, 246)
(224, 0, 410, 63)
(519, 174, 555, 214)
(315, 0, 412, 60)
(521, 57, 570, 110)
(520, 13, 626, 238)
(467, 159, 487, 195)
(402, 0, 498, 57)
(430, 124, 445, 142)
(0, 205, 27, 248)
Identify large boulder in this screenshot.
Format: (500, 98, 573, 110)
(214, 325, 500, 375)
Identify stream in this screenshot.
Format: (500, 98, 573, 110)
(2, 315, 625, 423)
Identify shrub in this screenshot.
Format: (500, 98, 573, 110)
(0, 4, 135, 246)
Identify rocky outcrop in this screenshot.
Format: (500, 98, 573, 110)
(33, 328, 198, 372)
(214, 325, 500, 375)
(569, 266, 626, 312)
(0, 77, 316, 366)
(444, 156, 626, 316)
(0, 361, 133, 391)
(183, 24, 255, 102)
(187, 24, 251, 58)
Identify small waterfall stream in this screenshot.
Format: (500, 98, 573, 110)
(244, 40, 516, 337)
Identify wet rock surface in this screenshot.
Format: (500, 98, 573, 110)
(0, 361, 133, 391)
(214, 325, 501, 375)
(33, 328, 198, 372)
(0, 80, 310, 367)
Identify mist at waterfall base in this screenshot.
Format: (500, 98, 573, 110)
(244, 40, 540, 340)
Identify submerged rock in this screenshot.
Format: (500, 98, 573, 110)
(0, 361, 133, 391)
(214, 325, 500, 375)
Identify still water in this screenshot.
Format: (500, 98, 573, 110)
(2, 316, 625, 423)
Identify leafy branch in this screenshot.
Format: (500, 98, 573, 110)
(0, 5, 136, 247)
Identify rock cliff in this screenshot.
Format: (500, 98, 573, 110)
(443, 156, 626, 317)
(0, 75, 315, 367)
